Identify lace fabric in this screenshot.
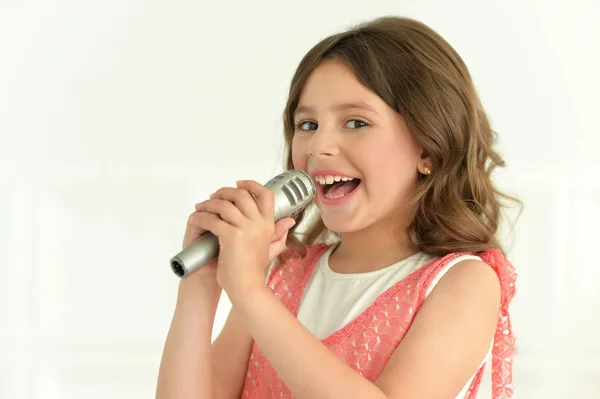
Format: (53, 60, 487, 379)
(241, 244, 517, 399)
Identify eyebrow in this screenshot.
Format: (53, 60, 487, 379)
(294, 102, 379, 116)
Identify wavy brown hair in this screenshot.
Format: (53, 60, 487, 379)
(280, 16, 521, 258)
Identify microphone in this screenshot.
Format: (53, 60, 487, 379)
(170, 169, 316, 278)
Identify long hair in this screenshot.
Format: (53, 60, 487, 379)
(280, 16, 522, 258)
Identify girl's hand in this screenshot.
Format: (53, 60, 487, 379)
(193, 180, 296, 299)
(180, 207, 221, 285)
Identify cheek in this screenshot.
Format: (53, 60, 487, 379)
(364, 139, 415, 171)
(291, 135, 307, 170)
(361, 136, 419, 191)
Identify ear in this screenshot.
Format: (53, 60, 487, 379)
(417, 150, 433, 176)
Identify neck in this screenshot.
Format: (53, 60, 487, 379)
(328, 220, 419, 274)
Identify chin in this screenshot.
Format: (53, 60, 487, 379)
(321, 215, 362, 235)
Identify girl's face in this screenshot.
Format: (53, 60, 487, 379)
(292, 58, 428, 234)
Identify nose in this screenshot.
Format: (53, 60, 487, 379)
(307, 125, 340, 158)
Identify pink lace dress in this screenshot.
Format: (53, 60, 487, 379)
(240, 243, 517, 399)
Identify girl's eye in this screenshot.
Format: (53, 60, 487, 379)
(346, 119, 369, 129)
(295, 120, 317, 131)
(294, 119, 369, 131)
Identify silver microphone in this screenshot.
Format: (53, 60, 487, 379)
(170, 169, 316, 278)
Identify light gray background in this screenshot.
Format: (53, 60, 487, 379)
(1, 1, 598, 398)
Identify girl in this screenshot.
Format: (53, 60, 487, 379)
(156, 16, 518, 399)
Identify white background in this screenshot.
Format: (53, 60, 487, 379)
(1, 0, 599, 398)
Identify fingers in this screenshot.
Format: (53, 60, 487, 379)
(272, 217, 296, 240)
(268, 218, 295, 260)
(202, 187, 259, 220)
(187, 210, 231, 238)
(191, 181, 273, 237)
(268, 230, 288, 261)
(195, 198, 246, 227)
(236, 180, 274, 219)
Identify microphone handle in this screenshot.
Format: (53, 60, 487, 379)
(170, 232, 220, 278)
(170, 169, 314, 279)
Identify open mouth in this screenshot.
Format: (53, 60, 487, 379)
(317, 177, 361, 199)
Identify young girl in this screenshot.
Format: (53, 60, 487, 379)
(156, 16, 518, 399)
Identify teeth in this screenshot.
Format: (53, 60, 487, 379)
(324, 192, 351, 199)
(315, 174, 355, 185)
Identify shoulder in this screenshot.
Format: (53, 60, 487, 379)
(435, 255, 500, 293)
(423, 252, 501, 297)
(426, 256, 501, 316)
(413, 253, 502, 330)
(375, 256, 504, 397)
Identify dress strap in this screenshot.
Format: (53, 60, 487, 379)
(471, 248, 518, 399)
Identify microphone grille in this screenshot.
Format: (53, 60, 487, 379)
(267, 169, 316, 206)
(282, 176, 309, 206)
(288, 170, 315, 203)
(300, 172, 316, 198)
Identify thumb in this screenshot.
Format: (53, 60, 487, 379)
(273, 217, 296, 239)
